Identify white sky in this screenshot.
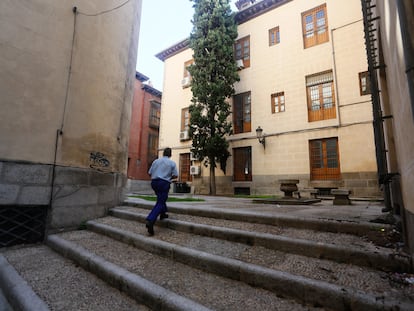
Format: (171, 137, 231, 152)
(136, 0, 238, 91)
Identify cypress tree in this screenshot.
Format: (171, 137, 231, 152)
(189, 0, 239, 195)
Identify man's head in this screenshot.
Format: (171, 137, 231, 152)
(163, 147, 172, 157)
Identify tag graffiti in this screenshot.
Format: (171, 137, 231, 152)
(90, 152, 110, 171)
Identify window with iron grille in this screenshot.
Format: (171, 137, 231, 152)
(271, 92, 285, 113)
(233, 92, 251, 134)
(302, 4, 329, 49)
(149, 101, 160, 128)
(235, 36, 250, 68)
(0, 206, 47, 247)
(306, 70, 336, 122)
(309, 137, 341, 180)
(269, 26, 280, 46)
(233, 146, 252, 181)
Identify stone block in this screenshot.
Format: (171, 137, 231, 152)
(54, 167, 89, 186)
(90, 171, 116, 186)
(3, 163, 50, 185)
(0, 184, 19, 204)
(50, 204, 107, 229)
(331, 189, 352, 205)
(52, 186, 99, 207)
(18, 186, 51, 205)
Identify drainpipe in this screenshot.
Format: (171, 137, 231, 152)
(331, 27, 341, 127)
(360, 0, 392, 210)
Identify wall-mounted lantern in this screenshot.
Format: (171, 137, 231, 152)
(256, 126, 266, 148)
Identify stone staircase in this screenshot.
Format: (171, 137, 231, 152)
(1, 198, 413, 311)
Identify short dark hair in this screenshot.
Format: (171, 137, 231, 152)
(163, 147, 172, 157)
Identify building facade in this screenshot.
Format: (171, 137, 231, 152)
(361, 0, 414, 256)
(127, 72, 162, 189)
(0, 0, 142, 244)
(156, 0, 381, 198)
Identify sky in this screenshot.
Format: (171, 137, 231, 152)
(136, 0, 238, 91)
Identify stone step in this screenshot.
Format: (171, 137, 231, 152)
(47, 230, 316, 311)
(122, 201, 392, 236)
(0, 245, 150, 311)
(84, 213, 413, 310)
(110, 206, 411, 272)
(1, 199, 413, 311)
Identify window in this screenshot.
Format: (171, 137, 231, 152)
(149, 101, 160, 128)
(269, 26, 280, 46)
(233, 92, 251, 134)
(179, 153, 192, 182)
(182, 60, 193, 88)
(306, 70, 336, 122)
(309, 138, 340, 180)
(181, 107, 190, 139)
(271, 92, 285, 113)
(359, 71, 371, 95)
(147, 133, 158, 170)
(235, 36, 250, 68)
(233, 147, 252, 181)
(302, 4, 329, 48)
(183, 59, 193, 78)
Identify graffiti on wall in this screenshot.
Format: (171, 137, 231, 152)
(90, 152, 110, 171)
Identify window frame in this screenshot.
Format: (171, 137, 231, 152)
(235, 35, 250, 68)
(233, 146, 252, 182)
(309, 137, 341, 180)
(359, 71, 371, 95)
(233, 91, 251, 134)
(179, 153, 192, 182)
(147, 133, 158, 170)
(271, 92, 285, 113)
(269, 26, 280, 46)
(149, 101, 161, 128)
(181, 107, 190, 134)
(302, 4, 329, 49)
(306, 70, 336, 122)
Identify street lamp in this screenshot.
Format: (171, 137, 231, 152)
(256, 126, 265, 148)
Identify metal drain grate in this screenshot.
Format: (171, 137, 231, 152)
(0, 205, 48, 247)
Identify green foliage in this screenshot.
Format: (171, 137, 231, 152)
(189, 0, 239, 178)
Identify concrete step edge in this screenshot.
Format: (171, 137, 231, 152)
(110, 208, 411, 272)
(87, 220, 413, 311)
(120, 202, 391, 236)
(45, 235, 212, 311)
(0, 254, 50, 311)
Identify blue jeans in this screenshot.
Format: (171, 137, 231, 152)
(146, 179, 170, 223)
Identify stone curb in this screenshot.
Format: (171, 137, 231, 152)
(110, 208, 412, 272)
(0, 254, 50, 311)
(122, 201, 391, 236)
(86, 221, 413, 311)
(45, 235, 212, 311)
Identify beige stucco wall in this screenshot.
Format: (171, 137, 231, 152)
(378, 0, 414, 214)
(0, 0, 142, 173)
(159, 0, 380, 197)
(0, 0, 142, 230)
(375, 0, 414, 252)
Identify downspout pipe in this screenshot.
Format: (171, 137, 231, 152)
(360, 0, 391, 209)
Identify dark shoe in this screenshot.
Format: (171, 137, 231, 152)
(146, 221, 154, 236)
(160, 213, 169, 220)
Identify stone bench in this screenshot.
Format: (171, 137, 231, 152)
(331, 189, 352, 205)
(294, 188, 318, 199)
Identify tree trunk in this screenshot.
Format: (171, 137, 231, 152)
(209, 160, 216, 195)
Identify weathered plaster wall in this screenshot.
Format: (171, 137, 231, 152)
(0, 0, 142, 230)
